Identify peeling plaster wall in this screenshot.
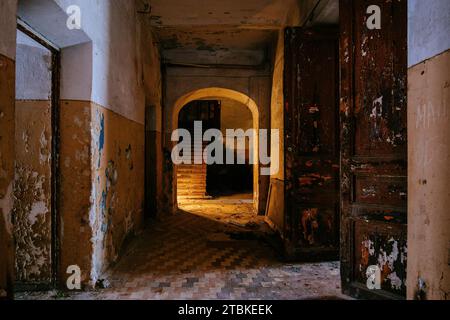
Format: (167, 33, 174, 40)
(14, 100, 52, 283)
(164, 67, 272, 215)
(59, 100, 93, 285)
(2, 0, 160, 290)
(407, 1, 450, 300)
(15, 0, 154, 287)
(0, 0, 17, 300)
(60, 100, 145, 287)
(55, 0, 150, 286)
(13, 39, 53, 283)
(149, 0, 301, 27)
(89, 103, 144, 283)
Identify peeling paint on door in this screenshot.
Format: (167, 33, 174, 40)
(284, 28, 340, 259)
(340, 0, 407, 300)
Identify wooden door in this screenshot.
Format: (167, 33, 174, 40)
(284, 28, 340, 260)
(340, 0, 408, 299)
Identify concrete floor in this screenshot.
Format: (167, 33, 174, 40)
(17, 198, 346, 300)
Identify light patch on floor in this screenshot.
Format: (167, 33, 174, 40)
(179, 194, 264, 230)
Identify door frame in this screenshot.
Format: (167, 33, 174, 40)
(15, 20, 61, 291)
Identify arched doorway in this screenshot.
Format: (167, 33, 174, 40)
(171, 88, 260, 214)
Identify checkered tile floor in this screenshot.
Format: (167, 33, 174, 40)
(17, 202, 345, 300)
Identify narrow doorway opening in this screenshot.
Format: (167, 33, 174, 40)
(176, 100, 221, 203)
(206, 98, 253, 201)
(176, 99, 254, 202)
(176, 98, 256, 226)
(13, 22, 60, 290)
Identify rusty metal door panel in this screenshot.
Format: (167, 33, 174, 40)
(340, 0, 407, 299)
(284, 28, 340, 260)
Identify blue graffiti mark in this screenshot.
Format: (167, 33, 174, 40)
(99, 114, 105, 152)
(101, 190, 107, 211)
(97, 113, 105, 169)
(100, 190, 108, 233)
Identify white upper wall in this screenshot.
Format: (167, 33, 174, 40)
(408, 0, 450, 67)
(17, 0, 146, 124)
(54, 0, 144, 123)
(0, 0, 18, 60)
(18, 0, 90, 48)
(16, 31, 52, 100)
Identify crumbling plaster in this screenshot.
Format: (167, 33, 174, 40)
(14, 0, 157, 287)
(150, 0, 303, 67)
(56, 0, 151, 286)
(89, 103, 145, 284)
(149, 0, 301, 27)
(13, 26, 54, 284)
(59, 99, 145, 288)
(14, 100, 53, 283)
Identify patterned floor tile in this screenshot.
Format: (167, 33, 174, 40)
(16, 200, 347, 300)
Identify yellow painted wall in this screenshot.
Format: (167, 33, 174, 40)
(407, 49, 450, 300)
